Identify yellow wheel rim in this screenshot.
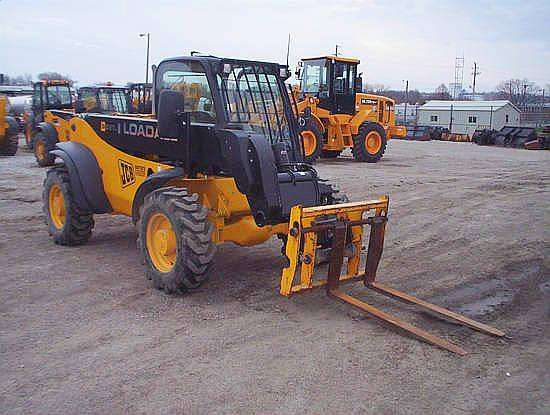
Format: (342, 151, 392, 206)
(146, 212, 177, 273)
(35, 140, 46, 161)
(48, 184, 66, 229)
(365, 131, 382, 154)
(301, 130, 317, 157)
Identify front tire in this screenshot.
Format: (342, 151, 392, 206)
(137, 187, 216, 294)
(34, 132, 56, 167)
(43, 167, 94, 245)
(300, 119, 323, 163)
(352, 122, 387, 162)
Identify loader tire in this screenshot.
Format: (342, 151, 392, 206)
(352, 122, 387, 162)
(43, 167, 94, 245)
(34, 132, 56, 167)
(301, 119, 323, 163)
(137, 187, 216, 295)
(0, 131, 18, 156)
(321, 150, 341, 158)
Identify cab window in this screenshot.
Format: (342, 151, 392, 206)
(46, 85, 72, 107)
(159, 62, 216, 123)
(301, 59, 329, 97)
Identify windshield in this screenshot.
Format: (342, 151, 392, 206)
(217, 63, 292, 144)
(46, 85, 72, 106)
(301, 59, 329, 96)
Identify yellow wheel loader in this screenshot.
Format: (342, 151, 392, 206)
(294, 55, 406, 163)
(0, 95, 19, 156)
(42, 55, 502, 355)
(25, 80, 74, 166)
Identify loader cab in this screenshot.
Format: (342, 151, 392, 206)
(299, 56, 361, 115)
(154, 56, 302, 160)
(76, 85, 130, 114)
(31, 80, 73, 116)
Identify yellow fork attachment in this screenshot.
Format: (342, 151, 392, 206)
(280, 197, 505, 355)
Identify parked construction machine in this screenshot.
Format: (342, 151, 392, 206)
(25, 80, 74, 166)
(76, 84, 131, 114)
(42, 54, 503, 355)
(128, 82, 153, 114)
(0, 95, 19, 156)
(294, 55, 406, 162)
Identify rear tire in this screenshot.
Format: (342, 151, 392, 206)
(352, 122, 387, 162)
(34, 132, 56, 167)
(0, 131, 18, 156)
(137, 187, 216, 295)
(43, 167, 94, 245)
(301, 119, 323, 163)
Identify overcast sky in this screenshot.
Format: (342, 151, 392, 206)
(1, 0, 548, 92)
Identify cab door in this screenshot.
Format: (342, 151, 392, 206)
(333, 61, 356, 115)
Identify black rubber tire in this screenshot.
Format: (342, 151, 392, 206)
(352, 122, 387, 162)
(321, 149, 342, 158)
(137, 187, 216, 295)
(301, 118, 323, 163)
(0, 132, 18, 156)
(33, 132, 56, 167)
(43, 167, 94, 245)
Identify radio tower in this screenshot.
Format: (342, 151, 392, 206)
(449, 56, 464, 99)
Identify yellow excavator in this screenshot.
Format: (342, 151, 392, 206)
(42, 54, 502, 355)
(293, 55, 406, 162)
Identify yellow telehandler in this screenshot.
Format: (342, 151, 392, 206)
(0, 94, 19, 156)
(294, 55, 406, 162)
(42, 54, 502, 355)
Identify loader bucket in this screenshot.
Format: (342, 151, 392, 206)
(280, 197, 505, 355)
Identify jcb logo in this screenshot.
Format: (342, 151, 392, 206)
(118, 159, 135, 188)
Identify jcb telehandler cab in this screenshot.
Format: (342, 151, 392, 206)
(0, 95, 19, 156)
(295, 56, 406, 162)
(25, 80, 74, 166)
(42, 55, 503, 355)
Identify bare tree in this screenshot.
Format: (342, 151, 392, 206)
(495, 78, 538, 106)
(364, 83, 389, 94)
(434, 84, 451, 100)
(37, 72, 74, 85)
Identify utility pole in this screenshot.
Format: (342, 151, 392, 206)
(522, 83, 528, 111)
(472, 62, 480, 98)
(403, 80, 409, 124)
(139, 33, 151, 85)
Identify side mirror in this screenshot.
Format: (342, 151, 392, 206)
(295, 67, 301, 80)
(355, 75, 363, 92)
(157, 90, 185, 139)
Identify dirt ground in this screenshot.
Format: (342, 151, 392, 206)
(0, 138, 548, 414)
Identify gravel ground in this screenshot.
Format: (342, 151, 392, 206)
(0, 138, 548, 414)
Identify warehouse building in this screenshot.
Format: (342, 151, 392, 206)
(417, 100, 521, 136)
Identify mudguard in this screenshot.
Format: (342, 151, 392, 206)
(50, 142, 112, 214)
(131, 167, 185, 223)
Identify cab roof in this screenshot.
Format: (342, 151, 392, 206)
(302, 55, 360, 64)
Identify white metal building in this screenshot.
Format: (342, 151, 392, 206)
(395, 103, 419, 124)
(417, 100, 521, 136)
